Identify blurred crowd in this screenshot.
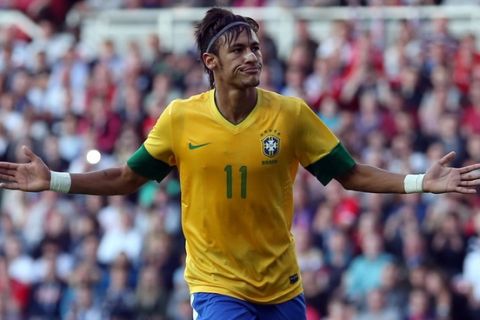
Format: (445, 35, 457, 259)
(0, 0, 478, 38)
(1, 2, 480, 320)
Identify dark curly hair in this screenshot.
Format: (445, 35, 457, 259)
(195, 8, 259, 88)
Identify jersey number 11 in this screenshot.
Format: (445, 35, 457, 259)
(224, 165, 247, 199)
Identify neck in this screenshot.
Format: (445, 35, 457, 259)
(214, 87, 257, 124)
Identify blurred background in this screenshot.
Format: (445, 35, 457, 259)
(1, 1, 480, 319)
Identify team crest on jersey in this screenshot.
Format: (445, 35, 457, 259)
(261, 129, 280, 158)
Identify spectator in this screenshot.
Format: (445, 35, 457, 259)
(387, 133, 427, 175)
(307, 58, 341, 109)
(453, 33, 480, 94)
(97, 208, 143, 265)
(461, 210, 480, 318)
(317, 19, 353, 72)
(0, 254, 21, 319)
(134, 264, 168, 319)
(27, 256, 66, 319)
(56, 113, 86, 162)
(345, 232, 393, 303)
(424, 268, 454, 320)
(405, 288, 434, 320)
(101, 263, 136, 319)
(141, 231, 178, 292)
(428, 210, 468, 277)
(418, 65, 461, 137)
(46, 46, 88, 117)
(378, 263, 409, 314)
(64, 283, 102, 320)
(384, 20, 421, 82)
(281, 64, 309, 101)
(316, 95, 342, 133)
(295, 225, 324, 273)
(394, 66, 425, 117)
(437, 112, 466, 166)
(355, 288, 401, 320)
(402, 228, 430, 271)
(462, 79, 480, 136)
(27, 19, 75, 65)
(325, 295, 356, 320)
(354, 90, 391, 143)
(466, 134, 480, 164)
(3, 235, 34, 313)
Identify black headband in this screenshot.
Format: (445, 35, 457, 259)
(205, 21, 251, 53)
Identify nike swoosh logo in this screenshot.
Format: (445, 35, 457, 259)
(188, 142, 211, 150)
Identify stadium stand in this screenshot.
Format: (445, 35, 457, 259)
(1, 1, 480, 319)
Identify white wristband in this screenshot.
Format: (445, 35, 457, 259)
(49, 171, 71, 193)
(404, 174, 425, 193)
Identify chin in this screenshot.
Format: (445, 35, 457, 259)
(244, 78, 260, 88)
(233, 75, 260, 89)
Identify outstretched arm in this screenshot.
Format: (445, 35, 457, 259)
(0, 146, 148, 195)
(337, 152, 480, 194)
(69, 166, 148, 195)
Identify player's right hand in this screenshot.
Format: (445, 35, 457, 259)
(0, 146, 51, 192)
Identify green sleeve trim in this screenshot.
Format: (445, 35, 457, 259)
(127, 145, 172, 182)
(305, 143, 356, 186)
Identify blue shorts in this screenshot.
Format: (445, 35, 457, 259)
(191, 292, 306, 320)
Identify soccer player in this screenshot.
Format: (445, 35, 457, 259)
(1, 7, 480, 320)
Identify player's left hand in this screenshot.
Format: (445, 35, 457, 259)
(423, 151, 480, 194)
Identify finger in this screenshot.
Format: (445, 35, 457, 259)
(438, 151, 456, 166)
(22, 145, 37, 162)
(455, 186, 478, 194)
(0, 161, 19, 170)
(460, 170, 480, 181)
(0, 182, 19, 190)
(0, 169, 16, 178)
(459, 164, 480, 174)
(0, 172, 17, 181)
(459, 179, 480, 186)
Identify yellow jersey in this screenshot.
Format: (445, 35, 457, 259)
(127, 88, 355, 303)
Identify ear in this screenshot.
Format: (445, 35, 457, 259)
(202, 52, 217, 71)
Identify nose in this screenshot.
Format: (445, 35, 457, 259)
(244, 50, 258, 62)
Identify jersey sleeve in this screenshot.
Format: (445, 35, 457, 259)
(294, 101, 356, 185)
(127, 103, 176, 182)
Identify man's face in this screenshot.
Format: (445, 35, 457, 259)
(214, 29, 263, 89)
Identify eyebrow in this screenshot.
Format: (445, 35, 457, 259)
(229, 40, 260, 49)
